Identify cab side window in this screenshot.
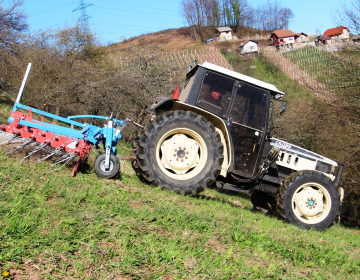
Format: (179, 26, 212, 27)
(197, 70, 235, 118)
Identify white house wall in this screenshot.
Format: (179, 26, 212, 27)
(241, 42, 258, 54)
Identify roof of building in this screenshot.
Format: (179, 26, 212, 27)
(216, 26, 233, 32)
(240, 40, 258, 46)
(197, 62, 284, 96)
(324, 26, 349, 36)
(295, 32, 308, 37)
(318, 35, 331, 41)
(271, 29, 295, 38)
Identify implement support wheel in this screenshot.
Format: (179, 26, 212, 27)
(94, 152, 120, 179)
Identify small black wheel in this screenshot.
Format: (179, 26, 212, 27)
(276, 170, 340, 230)
(136, 110, 224, 195)
(94, 152, 120, 179)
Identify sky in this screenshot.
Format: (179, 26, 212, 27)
(5, 0, 345, 45)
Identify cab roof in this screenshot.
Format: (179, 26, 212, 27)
(189, 62, 285, 97)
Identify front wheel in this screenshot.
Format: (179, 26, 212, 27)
(276, 170, 340, 230)
(94, 152, 120, 179)
(136, 110, 224, 195)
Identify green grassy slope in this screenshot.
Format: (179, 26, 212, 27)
(0, 97, 360, 279)
(1, 152, 360, 279)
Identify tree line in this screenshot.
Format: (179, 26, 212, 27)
(180, 0, 294, 41)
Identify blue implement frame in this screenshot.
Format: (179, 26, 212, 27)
(8, 62, 130, 171)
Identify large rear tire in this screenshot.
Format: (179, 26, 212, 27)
(276, 170, 340, 230)
(136, 110, 224, 195)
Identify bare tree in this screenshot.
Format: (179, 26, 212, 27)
(334, 0, 360, 34)
(0, 0, 27, 48)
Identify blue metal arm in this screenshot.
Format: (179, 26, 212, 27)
(67, 115, 124, 126)
(14, 103, 84, 128)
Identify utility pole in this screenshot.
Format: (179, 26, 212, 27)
(72, 0, 93, 32)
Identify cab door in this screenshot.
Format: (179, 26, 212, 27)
(228, 82, 269, 178)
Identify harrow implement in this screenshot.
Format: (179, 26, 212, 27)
(0, 63, 129, 178)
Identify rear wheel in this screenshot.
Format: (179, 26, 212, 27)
(136, 110, 224, 195)
(94, 152, 120, 179)
(276, 170, 340, 230)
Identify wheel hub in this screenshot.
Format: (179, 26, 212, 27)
(100, 160, 114, 173)
(160, 133, 200, 175)
(294, 187, 324, 217)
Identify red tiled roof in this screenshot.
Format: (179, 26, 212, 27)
(324, 26, 348, 36)
(271, 29, 295, 38)
(295, 32, 308, 36)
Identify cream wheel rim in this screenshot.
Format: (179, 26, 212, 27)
(291, 183, 332, 224)
(156, 128, 208, 180)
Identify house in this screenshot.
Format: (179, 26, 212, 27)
(270, 29, 296, 46)
(239, 40, 259, 57)
(316, 35, 331, 45)
(216, 26, 233, 41)
(295, 32, 308, 43)
(323, 26, 350, 43)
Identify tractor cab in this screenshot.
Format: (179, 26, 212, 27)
(179, 62, 285, 178)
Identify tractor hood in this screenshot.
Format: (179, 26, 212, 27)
(270, 137, 338, 180)
(271, 138, 337, 166)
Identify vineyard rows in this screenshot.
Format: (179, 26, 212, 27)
(261, 46, 336, 103)
(260, 45, 359, 103)
(115, 46, 233, 77)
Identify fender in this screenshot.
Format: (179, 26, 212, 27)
(150, 99, 231, 177)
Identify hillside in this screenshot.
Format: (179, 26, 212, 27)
(110, 27, 200, 53)
(1, 27, 360, 279)
(0, 116, 359, 279)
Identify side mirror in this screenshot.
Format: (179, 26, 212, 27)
(280, 100, 287, 114)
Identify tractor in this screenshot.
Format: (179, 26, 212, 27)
(132, 62, 344, 230)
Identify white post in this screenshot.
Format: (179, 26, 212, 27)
(16, 62, 32, 103)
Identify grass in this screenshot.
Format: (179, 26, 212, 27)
(0, 149, 360, 279)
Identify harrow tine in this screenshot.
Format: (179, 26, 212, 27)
(5, 138, 34, 156)
(19, 143, 48, 165)
(0, 135, 19, 147)
(33, 148, 62, 166)
(49, 153, 77, 171)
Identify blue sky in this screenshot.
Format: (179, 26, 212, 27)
(7, 0, 343, 45)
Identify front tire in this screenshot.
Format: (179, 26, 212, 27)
(136, 110, 224, 195)
(276, 170, 340, 230)
(94, 152, 120, 179)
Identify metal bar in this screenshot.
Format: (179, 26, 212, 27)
(50, 153, 76, 171)
(34, 148, 62, 166)
(68, 115, 112, 121)
(15, 63, 32, 104)
(14, 103, 84, 128)
(20, 143, 48, 164)
(5, 138, 33, 156)
(0, 135, 19, 147)
(16, 120, 87, 140)
(68, 115, 124, 126)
